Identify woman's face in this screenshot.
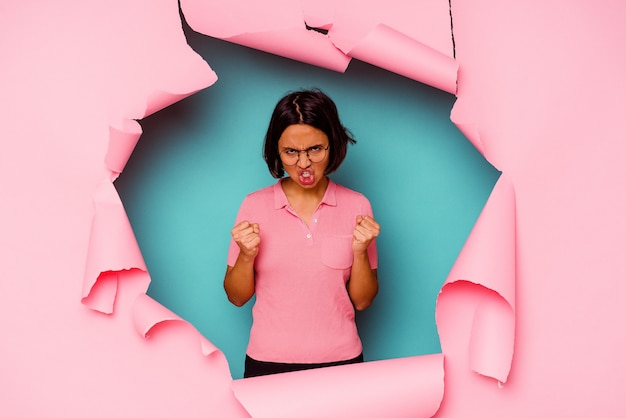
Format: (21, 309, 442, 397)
(277, 124, 330, 190)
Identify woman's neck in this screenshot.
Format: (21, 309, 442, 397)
(282, 176, 328, 198)
(281, 176, 329, 221)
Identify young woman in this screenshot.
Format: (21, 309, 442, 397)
(224, 89, 380, 378)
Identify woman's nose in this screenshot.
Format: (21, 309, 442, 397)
(297, 152, 311, 167)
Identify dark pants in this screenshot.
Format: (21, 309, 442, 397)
(244, 352, 364, 378)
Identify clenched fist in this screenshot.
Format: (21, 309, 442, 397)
(232, 221, 260, 259)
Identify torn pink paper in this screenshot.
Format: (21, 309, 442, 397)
(324, 0, 457, 93)
(106, 122, 143, 179)
(226, 29, 351, 72)
(444, 175, 515, 306)
(233, 354, 444, 418)
(321, 0, 454, 57)
(2, 1, 241, 417)
(449, 102, 486, 158)
(82, 180, 148, 313)
(133, 293, 219, 358)
(468, 294, 514, 383)
(5, 0, 626, 416)
(301, 0, 334, 30)
(176, 3, 460, 415)
(50, 0, 504, 414)
(345, 24, 458, 94)
(436, 175, 516, 383)
(180, 0, 456, 91)
(180, 0, 351, 72)
(85, 41, 217, 312)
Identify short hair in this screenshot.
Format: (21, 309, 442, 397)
(263, 89, 356, 178)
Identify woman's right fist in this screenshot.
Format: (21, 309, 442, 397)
(232, 221, 260, 259)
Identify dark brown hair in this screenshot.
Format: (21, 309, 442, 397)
(263, 89, 356, 178)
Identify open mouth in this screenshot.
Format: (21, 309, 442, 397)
(299, 170, 314, 185)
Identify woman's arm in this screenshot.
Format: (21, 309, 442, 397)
(347, 215, 380, 311)
(224, 221, 260, 307)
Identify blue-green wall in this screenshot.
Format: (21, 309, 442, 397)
(115, 27, 500, 379)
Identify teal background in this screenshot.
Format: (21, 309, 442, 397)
(115, 25, 500, 379)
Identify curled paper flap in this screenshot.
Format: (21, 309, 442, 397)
(323, 0, 454, 58)
(226, 30, 350, 72)
(469, 296, 515, 383)
(82, 271, 120, 314)
(450, 102, 486, 158)
(106, 81, 216, 179)
(232, 354, 444, 418)
(133, 293, 218, 357)
(180, 0, 351, 72)
(105, 120, 142, 176)
(344, 24, 458, 94)
(181, 0, 457, 91)
(444, 174, 515, 305)
(82, 180, 147, 313)
(436, 174, 516, 382)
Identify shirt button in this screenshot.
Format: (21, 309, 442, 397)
(313, 218, 318, 223)
(306, 233, 312, 239)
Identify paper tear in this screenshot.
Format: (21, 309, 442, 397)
(343, 23, 458, 94)
(133, 293, 219, 357)
(232, 354, 444, 418)
(436, 175, 516, 383)
(180, 0, 350, 72)
(181, 0, 457, 91)
(82, 180, 148, 313)
(451, 98, 500, 169)
(226, 29, 351, 72)
(105, 121, 142, 179)
(448, 0, 456, 58)
(302, 0, 334, 31)
(468, 291, 515, 383)
(305, 22, 330, 35)
(446, 175, 516, 306)
(81, 270, 120, 314)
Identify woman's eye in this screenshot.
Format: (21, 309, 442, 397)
(309, 146, 322, 153)
(284, 149, 297, 155)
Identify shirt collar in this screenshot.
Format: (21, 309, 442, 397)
(273, 178, 337, 209)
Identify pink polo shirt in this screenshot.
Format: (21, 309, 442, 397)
(227, 179, 378, 364)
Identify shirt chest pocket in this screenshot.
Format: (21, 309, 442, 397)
(321, 235, 354, 270)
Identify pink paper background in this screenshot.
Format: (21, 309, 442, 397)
(2, 1, 625, 417)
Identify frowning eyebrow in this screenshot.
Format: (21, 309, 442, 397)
(280, 144, 326, 151)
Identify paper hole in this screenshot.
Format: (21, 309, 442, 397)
(115, 26, 499, 379)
